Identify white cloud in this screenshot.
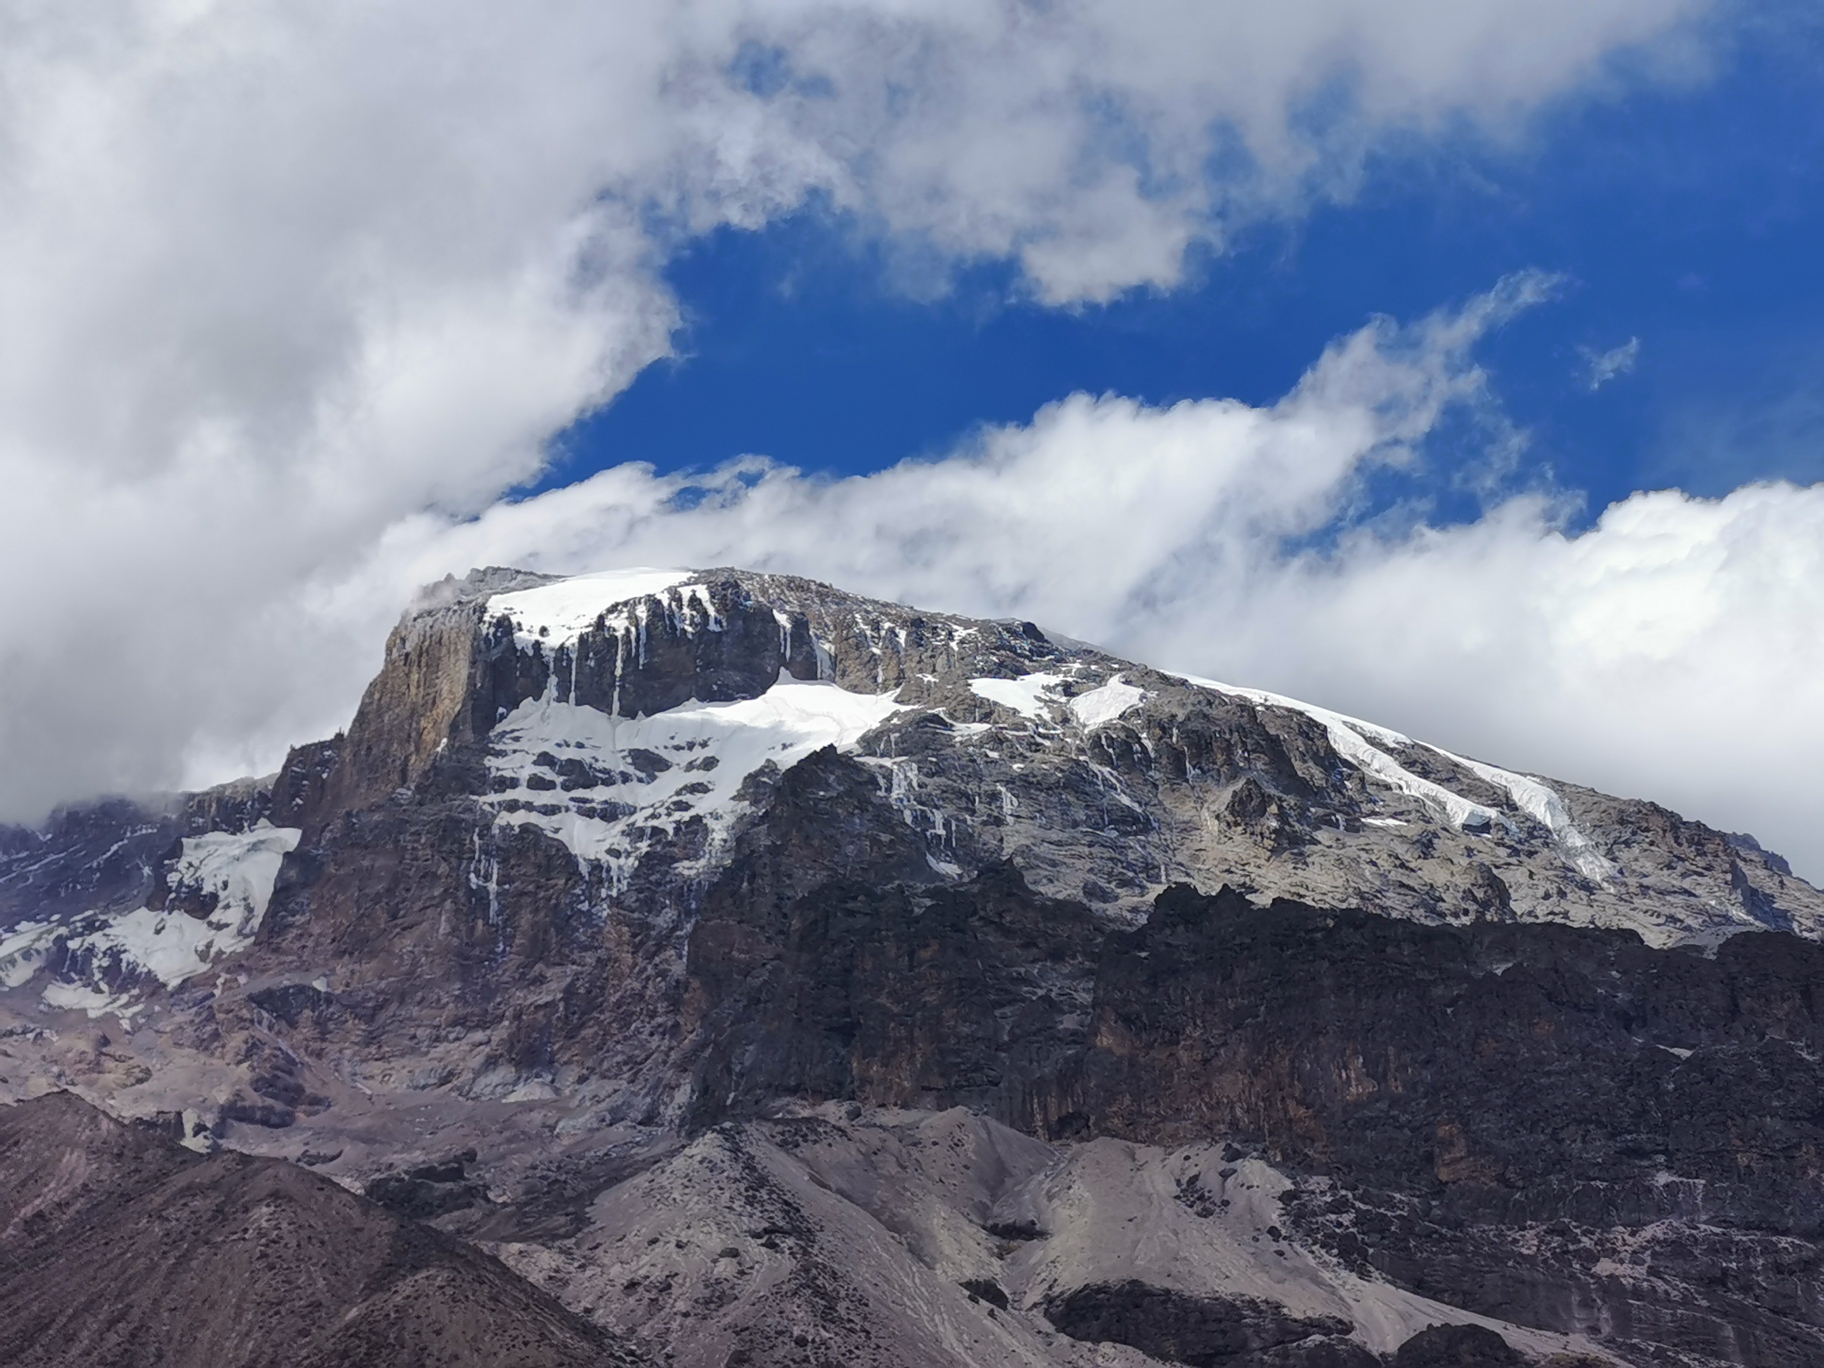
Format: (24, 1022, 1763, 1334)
(0, 0, 1767, 875)
(1580, 336, 1641, 389)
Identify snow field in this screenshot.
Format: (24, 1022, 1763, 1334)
(6, 822, 301, 1022)
(485, 672, 908, 878)
(487, 568, 694, 650)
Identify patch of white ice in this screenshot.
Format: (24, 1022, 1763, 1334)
(73, 908, 230, 992)
(61, 822, 302, 991)
(0, 919, 57, 989)
(40, 981, 145, 1026)
(1425, 746, 1616, 880)
(487, 568, 692, 649)
(1067, 676, 1147, 730)
(486, 673, 907, 882)
(968, 674, 1063, 720)
(170, 823, 300, 928)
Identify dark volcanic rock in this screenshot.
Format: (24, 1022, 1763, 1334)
(0, 1092, 649, 1368)
(1389, 1323, 1522, 1367)
(218, 1092, 295, 1130)
(1042, 1280, 1354, 1366)
(686, 840, 1099, 1129)
(366, 1147, 489, 1219)
(1246, 1342, 1382, 1368)
(1069, 884, 1824, 1189)
(959, 1277, 1010, 1309)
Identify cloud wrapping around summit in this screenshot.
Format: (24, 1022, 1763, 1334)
(376, 280, 1824, 879)
(9, 0, 1822, 882)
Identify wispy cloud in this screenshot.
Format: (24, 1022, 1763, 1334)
(1580, 336, 1642, 390)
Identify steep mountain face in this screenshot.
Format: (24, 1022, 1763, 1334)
(2, 566, 1822, 1368)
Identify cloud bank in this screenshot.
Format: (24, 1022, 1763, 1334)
(11, 0, 1820, 885)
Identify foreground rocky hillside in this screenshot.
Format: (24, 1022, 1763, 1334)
(2, 566, 1822, 1368)
(0, 1092, 649, 1368)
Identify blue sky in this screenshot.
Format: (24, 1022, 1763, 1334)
(551, 22, 1824, 524)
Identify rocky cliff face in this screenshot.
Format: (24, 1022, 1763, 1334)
(2, 566, 1822, 1368)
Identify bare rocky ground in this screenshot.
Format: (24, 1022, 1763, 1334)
(0, 1091, 649, 1368)
(2, 568, 1822, 1367)
(482, 1104, 1611, 1368)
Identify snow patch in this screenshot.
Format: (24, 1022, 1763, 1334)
(487, 568, 692, 649)
(968, 674, 1063, 720)
(926, 854, 964, 879)
(1425, 746, 1616, 880)
(12, 822, 301, 1009)
(73, 908, 238, 993)
(0, 920, 57, 989)
(62, 823, 302, 990)
(1067, 676, 1147, 729)
(167, 824, 300, 931)
(41, 980, 144, 1025)
(485, 674, 907, 882)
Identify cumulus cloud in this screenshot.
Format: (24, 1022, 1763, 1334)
(3, 0, 1786, 877)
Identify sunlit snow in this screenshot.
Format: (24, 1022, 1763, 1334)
(1427, 745, 1617, 880)
(14, 821, 302, 1018)
(1066, 675, 1147, 729)
(968, 674, 1063, 719)
(41, 980, 145, 1024)
(66, 822, 301, 990)
(486, 673, 907, 880)
(0, 919, 56, 989)
(487, 567, 693, 649)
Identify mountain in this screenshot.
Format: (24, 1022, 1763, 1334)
(2, 566, 1822, 1368)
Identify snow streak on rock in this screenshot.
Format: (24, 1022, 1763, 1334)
(1179, 673, 1504, 830)
(1176, 670, 1616, 877)
(1427, 745, 1617, 881)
